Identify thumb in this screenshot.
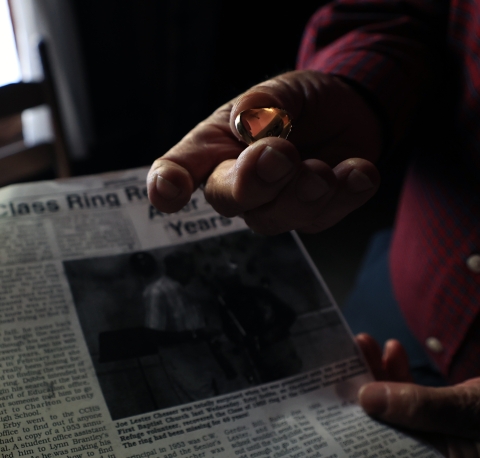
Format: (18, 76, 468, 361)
(358, 379, 480, 440)
(230, 70, 382, 165)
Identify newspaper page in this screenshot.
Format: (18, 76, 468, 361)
(0, 167, 442, 458)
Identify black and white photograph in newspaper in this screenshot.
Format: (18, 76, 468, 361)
(63, 229, 358, 420)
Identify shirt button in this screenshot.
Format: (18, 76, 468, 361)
(426, 337, 443, 353)
(466, 254, 480, 273)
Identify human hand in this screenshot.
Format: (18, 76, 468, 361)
(148, 70, 382, 234)
(356, 333, 480, 457)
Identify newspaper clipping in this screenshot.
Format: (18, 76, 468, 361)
(0, 167, 442, 458)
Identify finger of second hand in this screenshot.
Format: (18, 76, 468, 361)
(383, 339, 414, 383)
(359, 381, 480, 441)
(355, 334, 385, 381)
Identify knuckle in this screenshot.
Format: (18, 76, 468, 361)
(400, 386, 428, 421)
(386, 385, 434, 425)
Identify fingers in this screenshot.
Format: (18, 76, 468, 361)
(355, 336, 480, 445)
(355, 334, 413, 382)
(358, 378, 480, 440)
(147, 102, 243, 213)
(212, 152, 378, 234)
(148, 70, 382, 222)
(147, 160, 195, 213)
(236, 156, 379, 235)
(355, 333, 385, 380)
(240, 158, 337, 235)
(230, 70, 382, 164)
(295, 158, 380, 233)
(383, 339, 413, 383)
(203, 137, 302, 217)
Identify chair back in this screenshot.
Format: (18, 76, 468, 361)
(0, 40, 70, 187)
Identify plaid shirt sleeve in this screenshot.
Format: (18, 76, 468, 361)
(297, 1, 480, 383)
(296, 0, 447, 143)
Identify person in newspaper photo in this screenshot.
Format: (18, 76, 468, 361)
(134, 250, 244, 403)
(146, 0, 480, 455)
(210, 268, 302, 384)
(139, 250, 302, 400)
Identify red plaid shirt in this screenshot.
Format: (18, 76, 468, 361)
(297, 0, 480, 384)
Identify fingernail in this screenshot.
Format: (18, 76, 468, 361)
(347, 169, 374, 193)
(256, 146, 293, 183)
(156, 175, 180, 200)
(358, 383, 388, 416)
(296, 171, 329, 202)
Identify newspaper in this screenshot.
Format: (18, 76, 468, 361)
(0, 167, 442, 458)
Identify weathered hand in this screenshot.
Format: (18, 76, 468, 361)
(356, 334, 480, 458)
(148, 70, 382, 234)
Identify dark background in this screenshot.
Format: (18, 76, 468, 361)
(70, 0, 321, 174)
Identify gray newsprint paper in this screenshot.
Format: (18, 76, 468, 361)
(0, 167, 441, 458)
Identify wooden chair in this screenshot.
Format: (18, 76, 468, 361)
(0, 40, 70, 187)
